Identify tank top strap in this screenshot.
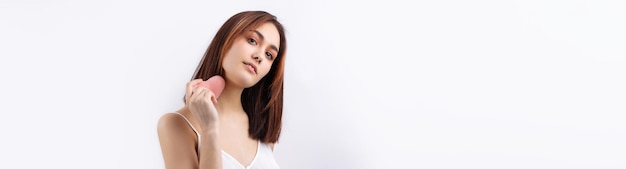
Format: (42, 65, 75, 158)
(172, 112, 201, 153)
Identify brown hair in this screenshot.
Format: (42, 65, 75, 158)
(187, 11, 287, 143)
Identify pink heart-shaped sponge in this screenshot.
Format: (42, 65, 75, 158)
(194, 75, 225, 99)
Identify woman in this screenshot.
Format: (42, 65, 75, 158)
(157, 10, 287, 169)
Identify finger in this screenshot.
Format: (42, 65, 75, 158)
(190, 87, 207, 102)
(203, 90, 219, 107)
(185, 79, 205, 104)
(191, 80, 204, 88)
(195, 87, 216, 105)
(198, 87, 214, 100)
(188, 79, 204, 90)
(204, 89, 217, 104)
(211, 96, 218, 104)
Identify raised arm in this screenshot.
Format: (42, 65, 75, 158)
(157, 113, 223, 169)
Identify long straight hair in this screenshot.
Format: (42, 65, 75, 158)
(187, 11, 287, 143)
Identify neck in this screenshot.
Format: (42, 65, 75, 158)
(215, 81, 245, 115)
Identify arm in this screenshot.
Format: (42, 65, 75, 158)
(198, 124, 222, 169)
(157, 113, 223, 169)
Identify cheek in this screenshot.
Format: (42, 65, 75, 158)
(224, 42, 246, 58)
(233, 41, 253, 55)
(259, 63, 274, 76)
(222, 47, 243, 64)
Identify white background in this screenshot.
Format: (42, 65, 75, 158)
(1, 0, 625, 168)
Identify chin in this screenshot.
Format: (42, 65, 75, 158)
(243, 78, 261, 88)
(230, 73, 259, 88)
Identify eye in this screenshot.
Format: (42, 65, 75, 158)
(265, 52, 274, 60)
(247, 38, 257, 45)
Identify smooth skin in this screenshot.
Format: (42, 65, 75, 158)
(157, 22, 281, 169)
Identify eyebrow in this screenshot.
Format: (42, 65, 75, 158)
(252, 30, 279, 53)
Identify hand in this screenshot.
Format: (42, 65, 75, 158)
(185, 76, 224, 105)
(185, 79, 220, 132)
(185, 79, 208, 105)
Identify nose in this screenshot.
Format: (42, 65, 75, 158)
(252, 53, 262, 63)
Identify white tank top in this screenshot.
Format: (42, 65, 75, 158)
(173, 112, 281, 169)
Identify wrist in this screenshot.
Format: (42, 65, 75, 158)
(200, 123, 219, 136)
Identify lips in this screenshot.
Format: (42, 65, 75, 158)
(243, 61, 257, 74)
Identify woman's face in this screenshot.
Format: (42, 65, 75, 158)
(222, 22, 281, 88)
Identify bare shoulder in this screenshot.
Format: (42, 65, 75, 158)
(157, 113, 196, 141)
(157, 113, 199, 169)
(157, 113, 186, 133)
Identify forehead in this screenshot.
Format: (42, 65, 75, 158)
(254, 22, 281, 50)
